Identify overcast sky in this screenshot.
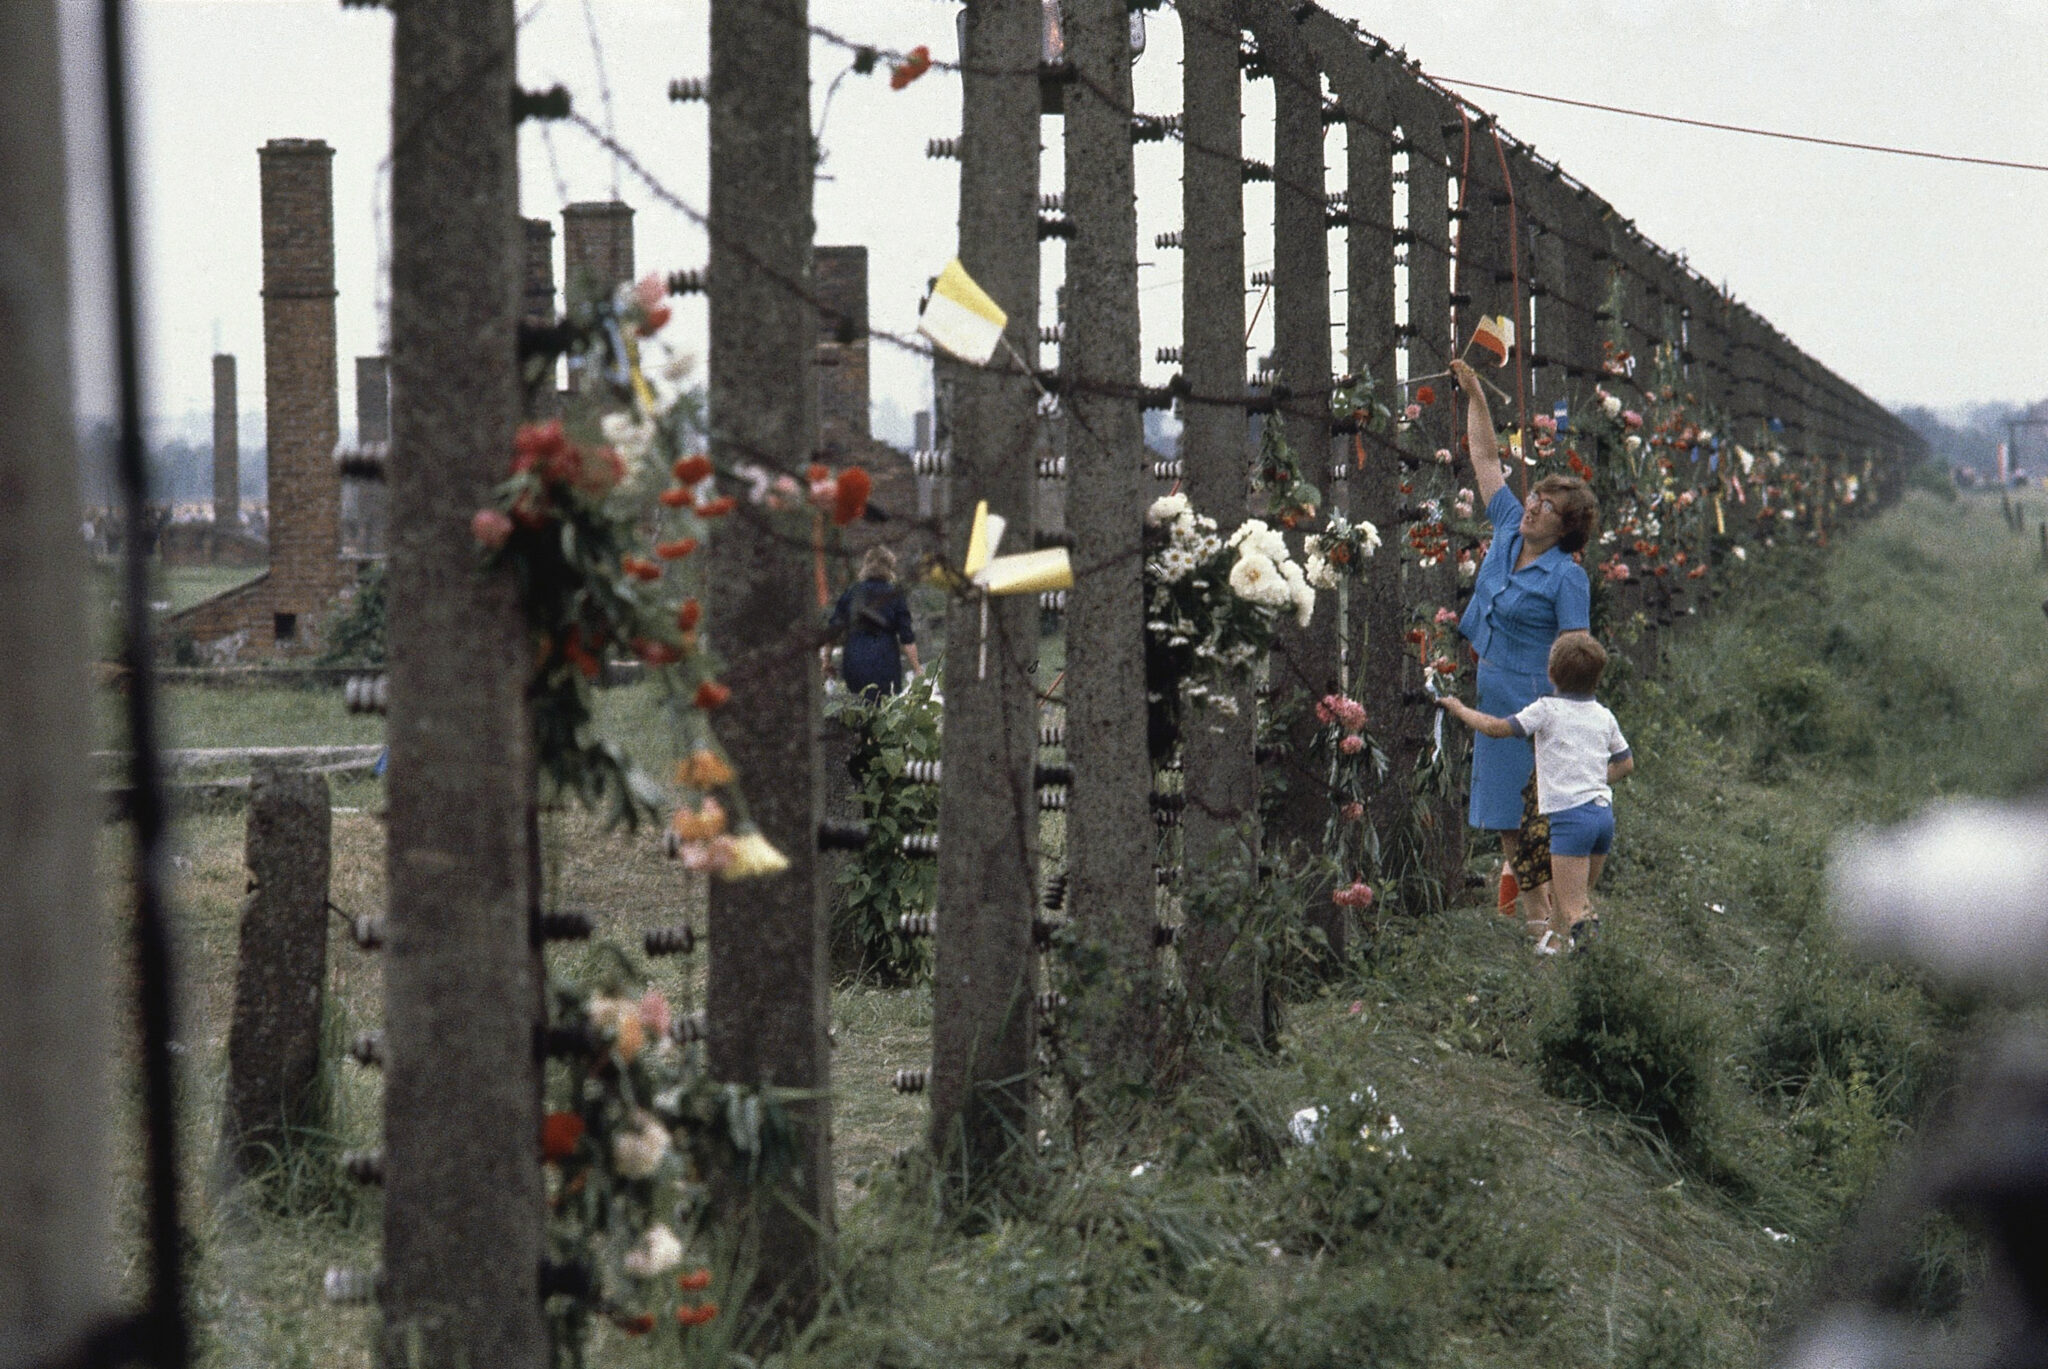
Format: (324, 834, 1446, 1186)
(55, 0, 2048, 442)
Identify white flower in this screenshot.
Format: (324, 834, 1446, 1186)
(1625, 435, 1642, 453)
(622, 1224, 684, 1278)
(1228, 519, 1289, 564)
(1356, 520, 1382, 557)
(1305, 553, 1337, 590)
(1291, 580, 1315, 628)
(600, 410, 656, 463)
(1733, 546, 1748, 561)
(1147, 493, 1190, 526)
(1228, 551, 1291, 607)
(612, 1111, 672, 1179)
(1601, 394, 1623, 419)
(1457, 558, 1476, 584)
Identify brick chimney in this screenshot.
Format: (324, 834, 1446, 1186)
(561, 201, 634, 313)
(815, 245, 870, 450)
(212, 353, 238, 527)
(258, 137, 343, 648)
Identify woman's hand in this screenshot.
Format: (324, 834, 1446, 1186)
(1450, 360, 1505, 506)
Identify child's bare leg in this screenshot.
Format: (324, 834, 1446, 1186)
(1587, 853, 1607, 891)
(1550, 855, 1593, 929)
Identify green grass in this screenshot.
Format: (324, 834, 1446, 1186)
(99, 491, 2046, 1366)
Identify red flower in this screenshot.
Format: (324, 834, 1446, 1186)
(541, 1111, 584, 1161)
(693, 681, 731, 710)
(673, 454, 714, 485)
(510, 489, 551, 529)
(615, 1314, 655, 1337)
(677, 1269, 713, 1292)
(471, 508, 513, 549)
(638, 303, 672, 336)
(655, 537, 700, 560)
(622, 556, 663, 581)
(676, 1302, 720, 1327)
(677, 599, 702, 632)
(634, 638, 682, 666)
(1415, 385, 1436, 407)
(697, 495, 737, 519)
(806, 463, 831, 484)
(575, 446, 626, 497)
(889, 45, 932, 90)
(514, 420, 568, 475)
(658, 487, 694, 509)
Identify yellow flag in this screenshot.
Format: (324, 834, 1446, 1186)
(918, 259, 1009, 365)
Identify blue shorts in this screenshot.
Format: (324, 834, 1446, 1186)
(1547, 800, 1614, 857)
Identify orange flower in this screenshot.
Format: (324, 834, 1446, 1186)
(541, 1111, 585, 1161)
(673, 455, 714, 485)
(677, 598, 702, 632)
(615, 1313, 656, 1337)
(671, 797, 728, 842)
(697, 495, 737, 519)
(679, 750, 735, 788)
(1416, 385, 1436, 407)
(622, 556, 663, 581)
(656, 537, 699, 560)
(638, 303, 672, 336)
(659, 487, 694, 509)
(693, 680, 731, 710)
(614, 1013, 646, 1063)
(806, 463, 831, 484)
(889, 45, 932, 89)
(832, 467, 872, 525)
(677, 1269, 713, 1292)
(676, 1302, 720, 1327)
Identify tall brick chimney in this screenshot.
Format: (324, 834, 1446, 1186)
(258, 137, 343, 648)
(814, 245, 870, 451)
(212, 353, 238, 527)
(561, 201, 634, 313)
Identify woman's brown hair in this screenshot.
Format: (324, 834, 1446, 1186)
(1532, 473, 1599, 555)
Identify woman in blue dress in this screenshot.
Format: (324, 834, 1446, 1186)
(1447, 360, 1598, 934)
(828, 545, 921, 698)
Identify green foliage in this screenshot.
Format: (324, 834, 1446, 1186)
(1903, 457, 1959, 502)
(828, 672, 941, 986)
(315, 562, 387, 667)
(1536, 938, 1717, 1154)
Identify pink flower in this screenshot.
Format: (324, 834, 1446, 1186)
(1341, 801, 1365, 822)
(1433, 607, 1457, 625)
(1347, 1000, 1364, 1015)
(1339, 734, 1365, 755)
(471, 508, 513, 548)
(1315, 694, 1344, 727)
(1622, 410, 1643, 430)
(1338, 699, 1368, 732)
(1433, 448, 1454, 465)
(1533, 414, 1557, 433)
(1331, 881, 1375, 909)
(681, 835, 737, 873)
(634, 272, 666, 312)
(638, 988, 672, 1040)
(1403, 403, 1423, 421)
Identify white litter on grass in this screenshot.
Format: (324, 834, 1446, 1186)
(1287, 1088, 1407, 1155)
(1764, 1227, 1795, 1244)
(1707, 902, 1726, 914)
(1129, 1162, 1150, 1178)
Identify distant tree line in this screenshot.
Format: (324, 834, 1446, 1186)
(1894, 401, 2046, 476)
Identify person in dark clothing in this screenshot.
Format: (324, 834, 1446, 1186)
(827, 545, 920, 697)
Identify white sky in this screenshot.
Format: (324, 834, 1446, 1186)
(56, 0, 2048, 440)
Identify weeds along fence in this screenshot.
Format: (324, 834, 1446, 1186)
(49, 1, 1931, 1365)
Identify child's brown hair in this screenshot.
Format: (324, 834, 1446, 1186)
(1549, 632, 1608, 695)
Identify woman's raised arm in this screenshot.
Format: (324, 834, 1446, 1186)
(1449, 359, 1504, 507)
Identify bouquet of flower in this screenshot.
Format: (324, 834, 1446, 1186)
(1142, 493, 1314, 759)
(1301, 513, 1383, 588)
(1312, 692, 1387, 874)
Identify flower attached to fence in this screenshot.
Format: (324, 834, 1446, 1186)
(718, 830, 791, 881)
(1302, 514, 1381, 588)
(1331, 881, 1375, 909)
(543, 1111, 586, 1162)
(890, 44, 932, 89)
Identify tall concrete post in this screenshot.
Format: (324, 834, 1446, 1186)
(706, 0, 833, 1322)
(0, 2, 115, 1355)
(928, 0, 1043, 1186)
(213, 353, 240, 528)
(382, 2, 545, 1364)
(1062, 0, 1158, 1091)
(1253, 6, 1340, 906)
(1175, 0, 1262, 1035)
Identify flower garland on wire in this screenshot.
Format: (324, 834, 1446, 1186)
(475, 273, 870, 867)
(1142, 492, 1314, 761)
(1311, 691, 1386, 893)
(540, 965, 798, 1356)
(1331, 369, 1480, 585)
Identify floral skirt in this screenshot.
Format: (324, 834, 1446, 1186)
(1512, 776, 1552, 890)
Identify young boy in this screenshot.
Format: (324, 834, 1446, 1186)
(1438, 633, 1634, 953)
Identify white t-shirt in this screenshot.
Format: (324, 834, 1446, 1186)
(1508, 695, 1631, 816)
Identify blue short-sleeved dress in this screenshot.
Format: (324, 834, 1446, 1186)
(1456, 487, 1592, 830)
(829, 577, 916, 698)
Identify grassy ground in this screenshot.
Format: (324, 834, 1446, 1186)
(100, 488, 2048, 1366)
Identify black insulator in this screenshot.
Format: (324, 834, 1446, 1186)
(672, 1012, 709, 1044)
(644, 925, 698, 957)
(1037, 213, 1077, 241)
(351, 915, 385, 950)
(1032, 915, 1060, 950)
(1253, 744, 1283, 764)
(818, 819, 871, 851)
(1321, 98, 1345, 125)
(324, 1267, 380, 1305)
(341, 1149, 384, 1185)
(925, 136, 960, 160)
(1153, 923, 1182, 949)
(891, 1068, 928, 1095)
(1149, 791, 1186, 812)
(1325, 210, 1351, 230)
(538, 1022, 603, 1059)
(667, 76, 708, 102)
(1240, 159, 1273, 184)
(1156, 865, 1177, 886)
(349, 1032, 384, 1068)
(1042, 873, 1068, 911)
(537, 911, 596, 942)
(518, 318, 578, 362)
(539, 1260, 596, 1299)
(897, 912, 936, 938)
(666, 268, 707, 296)
(1447, 291, 1472, 307)
(512, 85, 572, 125)
(1035, 763, 1073, 788)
